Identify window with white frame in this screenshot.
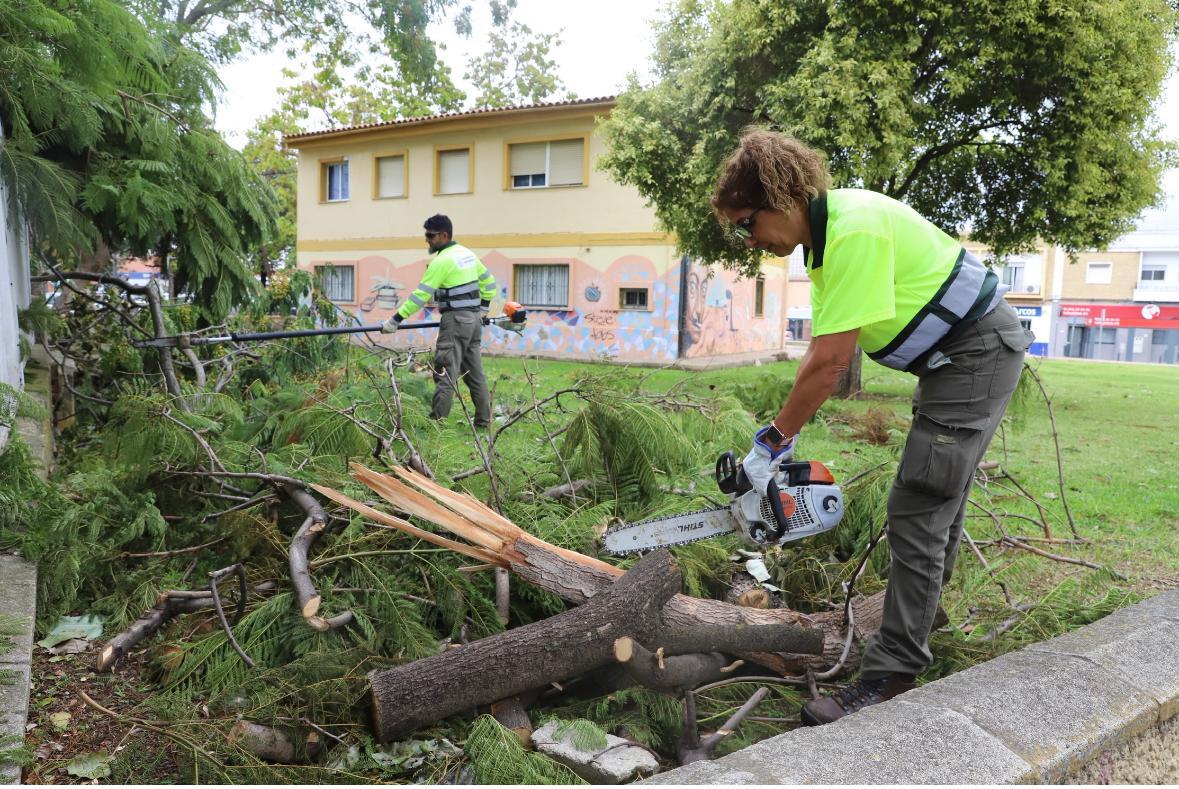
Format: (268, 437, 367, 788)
(375, 154, 405, 198)
(1086, 262, 1113, 285)
(619, 287, 649, 310)
(437, 148, 471, 194)
(1001, 260, 1026, 291)
(323, 161, 350, 202)
(509, 139, 585, 189)
(1141, 264, 1166, 282)
(514, 264, 569, 307)
(754, 274, 765, 317)
(316, 264, 355, 302)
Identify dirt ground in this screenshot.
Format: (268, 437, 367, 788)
(22, 648, 181, 784)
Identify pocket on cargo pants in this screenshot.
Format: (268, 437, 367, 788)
(896, 412, 988, 498)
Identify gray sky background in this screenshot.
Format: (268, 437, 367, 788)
(213, 0, 662, 146)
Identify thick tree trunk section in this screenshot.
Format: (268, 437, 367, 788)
(508, 539, 822, 671)
(369, 550, 682, 742)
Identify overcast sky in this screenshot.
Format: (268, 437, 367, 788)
(213, 0, 663, 147)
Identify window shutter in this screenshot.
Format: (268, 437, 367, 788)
(549, 139, 584, 185)
(510, 142, 546, 177)
(377, 156, 404, 197)
(439, 149, 470, 194)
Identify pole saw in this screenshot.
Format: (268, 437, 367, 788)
(133, 301, 528, 349)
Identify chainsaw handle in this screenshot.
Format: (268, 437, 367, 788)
(764, 477, 791, 542)
(716, 451, 752, 495)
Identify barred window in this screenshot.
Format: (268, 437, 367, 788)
(316, 264, 355, 302)
(514, 264, 569, 308)
(620, 287, 649, 310)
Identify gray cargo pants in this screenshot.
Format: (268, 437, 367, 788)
(860, 300, 1032, 679)
(430, 309, 491, 426)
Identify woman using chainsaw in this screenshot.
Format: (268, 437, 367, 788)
(712, 129, 1032, 726)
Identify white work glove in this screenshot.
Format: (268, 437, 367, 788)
(381, 315, 403, 333)
(741, 425, 796, 493)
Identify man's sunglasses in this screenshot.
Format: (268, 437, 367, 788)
(424, 231, 442, 239)
(732, 207, 765, 241)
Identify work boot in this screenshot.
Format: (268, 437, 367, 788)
(800, 674, 916, 726)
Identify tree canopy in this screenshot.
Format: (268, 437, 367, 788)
(599, 0, 1178, 274)
(1, 0, 278, 321)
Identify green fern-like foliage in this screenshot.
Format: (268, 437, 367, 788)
(271, 404, 372, 459)
(464, 716, 584, 785)
(550, 718, 609, 751)
(727, 373, 795, 421)
(562, 398, 700, 517)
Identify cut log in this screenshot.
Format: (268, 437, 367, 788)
(490, 697, 533, 745)
(613, 637, 733, 693)
(369, 549, 682, 742)
(227, 720, 297, 763)
(326, 466, 888, 678)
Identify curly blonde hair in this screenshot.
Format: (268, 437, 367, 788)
(710, 129, 831, 220)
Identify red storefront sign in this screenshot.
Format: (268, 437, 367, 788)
(1059, 303, 1179, 329)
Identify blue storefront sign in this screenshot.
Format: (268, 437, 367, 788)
(1013, 306, 1042, 318)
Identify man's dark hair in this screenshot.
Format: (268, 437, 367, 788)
(424, 214, 453, 236)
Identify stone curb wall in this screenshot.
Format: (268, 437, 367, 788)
(645, 588, 1179, 785)
(0, 356, 50, 784)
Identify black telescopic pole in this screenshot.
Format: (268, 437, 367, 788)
(186, 321, 446, 345)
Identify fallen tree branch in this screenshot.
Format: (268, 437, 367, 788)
(96, 580, 277, 672)
(369, 549, 683, 742)
(282, 482, 353, 631)
(208, 563, 254, 668)
(1021, 362, 1079, 539)
(999, 535, 1127, 580)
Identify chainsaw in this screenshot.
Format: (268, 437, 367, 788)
(602, 451, 845, 555)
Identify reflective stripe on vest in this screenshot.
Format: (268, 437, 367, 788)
(435, 279, 481, 312)
(868, 248, 1009, 371)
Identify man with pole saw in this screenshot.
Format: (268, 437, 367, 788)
(382, 214, 499, 427)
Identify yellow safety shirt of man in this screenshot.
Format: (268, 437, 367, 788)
(806, 189, 1004, 371)
(396, 242, 498, 321)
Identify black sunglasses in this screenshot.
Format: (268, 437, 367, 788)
(424, 231, 442, 238)
(732, 207, 766, 241)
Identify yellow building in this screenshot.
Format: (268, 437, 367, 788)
(284, 98, 792, 363)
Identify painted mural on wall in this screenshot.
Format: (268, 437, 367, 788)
(679, 260, 783, 358)
(303, 249, 786, 362)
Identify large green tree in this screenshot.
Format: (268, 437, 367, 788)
(0, 0, 277, 321)
(600, 0, 1178, 275)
